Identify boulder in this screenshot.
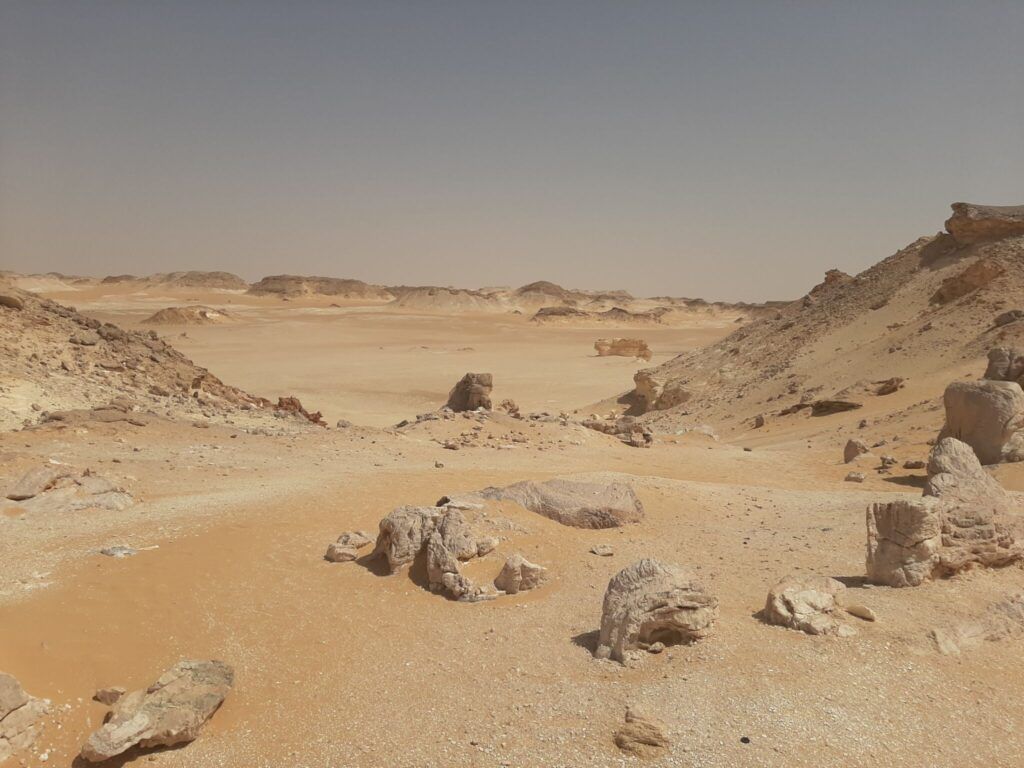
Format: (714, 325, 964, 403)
(0, 672, 49, 763)
(480, 478, 643, 529)
(80, 660, 233, 762)
(446, 373, 493, 412)
(594, 338, 652, 361)
(373, 506, 442, 573)
(632, 369, 691, 413)
(983, 347, 1024, 387)
(325, 530, 373, 562)
(6, 464, 74, 500)
(493, 554, 547, 594)
(945, 202, 1024, 245)
(843, 438, 871, 463)
(939, 380, 1024, 464)
(0, 294, 24, 311)
(763, 575, 853, 636)
(924, 437, 1009, 508)
(613, 706, 670, 758)
(595, 559, 718, 662)
(994, 310, 1024, 327)
(866, 499, 944, 587)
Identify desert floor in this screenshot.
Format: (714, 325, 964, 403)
(2, 289, 1023, 768)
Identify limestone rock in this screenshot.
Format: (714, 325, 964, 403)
(983, 346, 1024, 387)
(939, 380, 1024, 464)
(763, 575, 851, 636)
(595, 338, 652, 361)
(595, 558, 718, 663)
(373, 506, 441, 573)
(80, 660, 233, 762)
(93, 686, 127, 706)
(866, 499, 944, 587)
(932, 258, 1004, 304)
(0, 672, 49, 764)
(0, 294, 25, 311)
(924, 437, 1008, 508)
(845, 472, 865, 483)
(325, 530, 373, 562)
(843, 439, 871, 463)
(446, 373, 493, 412)
(632, 369, 691, 413)
(480, 478, 643, 529)
(494, 554, 547, 594)
(613, 706, 669, 757)
(945, 202, 1024, 245)
(6, 464, 74, 500)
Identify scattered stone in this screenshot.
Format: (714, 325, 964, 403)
(80, 660, 234, 763)
(903, 459, 926, 470)
(874, 377, 904, 396)
(811, 399, 862, 416)
(613, 707, 670, 757)
(845, 472, 865, 483)
(493, 554, 548, 594)
(480, 478, 644, 529)
(763, 575, 853, 636)
(99, 546, 138, 558)
(93, 687, 127, 706)
(0, 672, 49, 763)
(843, 439, 870, 463)
(595, 558, 718, 663)
(590, 544, 614, 557)
(939, 379, 1024, 464)
(335, 419, 353, 428)
(753, 414, 766, 428)
(446, 373, 493, 412)
(325, 530, 373, 562)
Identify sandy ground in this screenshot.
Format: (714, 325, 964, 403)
(2, 290, 1023, 768)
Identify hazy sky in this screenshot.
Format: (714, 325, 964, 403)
(1, 2, 1022, 301)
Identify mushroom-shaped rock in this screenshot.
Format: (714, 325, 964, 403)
(763, 575, 852, 636)
(613, 706, 670, 757)
(446, 373, 493, 412)
(480, 478, 643, 529)
(325, 530, 373, 562)
(494, 554, 547, 594)
(939, 380, 1024, 465)
(595, 559, 718, 662)
(80, 660, 233, 763)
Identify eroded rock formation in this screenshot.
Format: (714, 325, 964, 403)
(945, 202, 1024, 245)
(480, 478, 643, 529)
(763, 575, 854, 636)
(595, 338, 652, 361)
(0, 673, 49, 763)
(446, 373, 493, 412)
(939, 380, 1024, 464)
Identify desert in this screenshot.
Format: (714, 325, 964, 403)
(2, 4, 1023, 767)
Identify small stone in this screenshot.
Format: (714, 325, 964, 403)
(844, 472, 865, 483)
(590, 544, 614, 557)
(93, 687, 127, 706)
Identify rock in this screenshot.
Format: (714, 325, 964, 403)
(945, 202, 1024, 245)
(0, 294, 24, 311)
(6, 464, 74, 500)
(373, 506, 441, 573)
(929, 591, 1024, 655)
(994, 310, 1024, 327)
(69, 330, 101, 346)
(763, 575, 851, 636)
(480, 478, 644, 529)
(594, 338, 652, 361)
(80, 660, 234, 763)
(494, 554, 547, 594)
(335, 419, 353, 428)
(931, 258, 1005, 304)
(903, 460, 926, 469)
(939, 380, 1024, 464)
(595, 558, 718, 663)
(845, 472, 865, 483)
(613, 706, 670, 758)
(632, 369, 691, 413)
(590, 544, 614, 557)
(753, 414, 766, 428)
(811, 399, 862, 416)
(924, 437, 1008, 506)
(983, 346, 1024, 387)
(843, 439, 870, 463)
(0, 672, 49, 763)
(93, 686, 127, 706)
(844, 603, 876, 622)
(866, 499, 944, 587)
(325, 530, 373, 562)
(874, 377, 904, 396)
(99, 545, 138, 558)
(446, 373, 493, 412)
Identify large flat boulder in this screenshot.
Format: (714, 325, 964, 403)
(80, 660, 233, 762)
(480, 478, 643, 529)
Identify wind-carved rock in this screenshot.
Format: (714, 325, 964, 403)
(446, 373, 493, 412)
(984, 347, 1024, 387)
(595, 338, 652, 361)
(0, 672, 49, 764)
(938, 379, 1024, 464)
(493, 554, 547, 594)
(632, 369, 691, 412)
(80, 660, 233, 763)
(594, 559, 718, 663)
(763, 575, 855, 636)
(480, 478, 643, 529)
(945, 202, 1024, 245)
(866, 438, 1022, 587)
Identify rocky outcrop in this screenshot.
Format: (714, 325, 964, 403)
(580, 415, 654, 448)
(595, 559, 718, 662)
(613, 707, 670, 757)
(80, 660, 233, 762)
(939, 380, 1024, 464)
(493, 554, 547, 594)
(931, 258, 1004, 305)
(945, 202, 1024, 245)
(480, 478, 643, 529)
(248, 275, 392, 300)
(325, 530, 373, 562)
(446, 373, 493, 412)
(843, 438, 871, 463)
(142, 306, 234, 325)
(0, 673, 49, 763)
(594, 338, 652, 361)
(4, 465, 132, 513)
(866, 439, 1022, 587)
(632, 369, 691, 412)
(763, 575, 854, 636)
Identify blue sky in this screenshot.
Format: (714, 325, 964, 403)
(1, 1, 1022, 300)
